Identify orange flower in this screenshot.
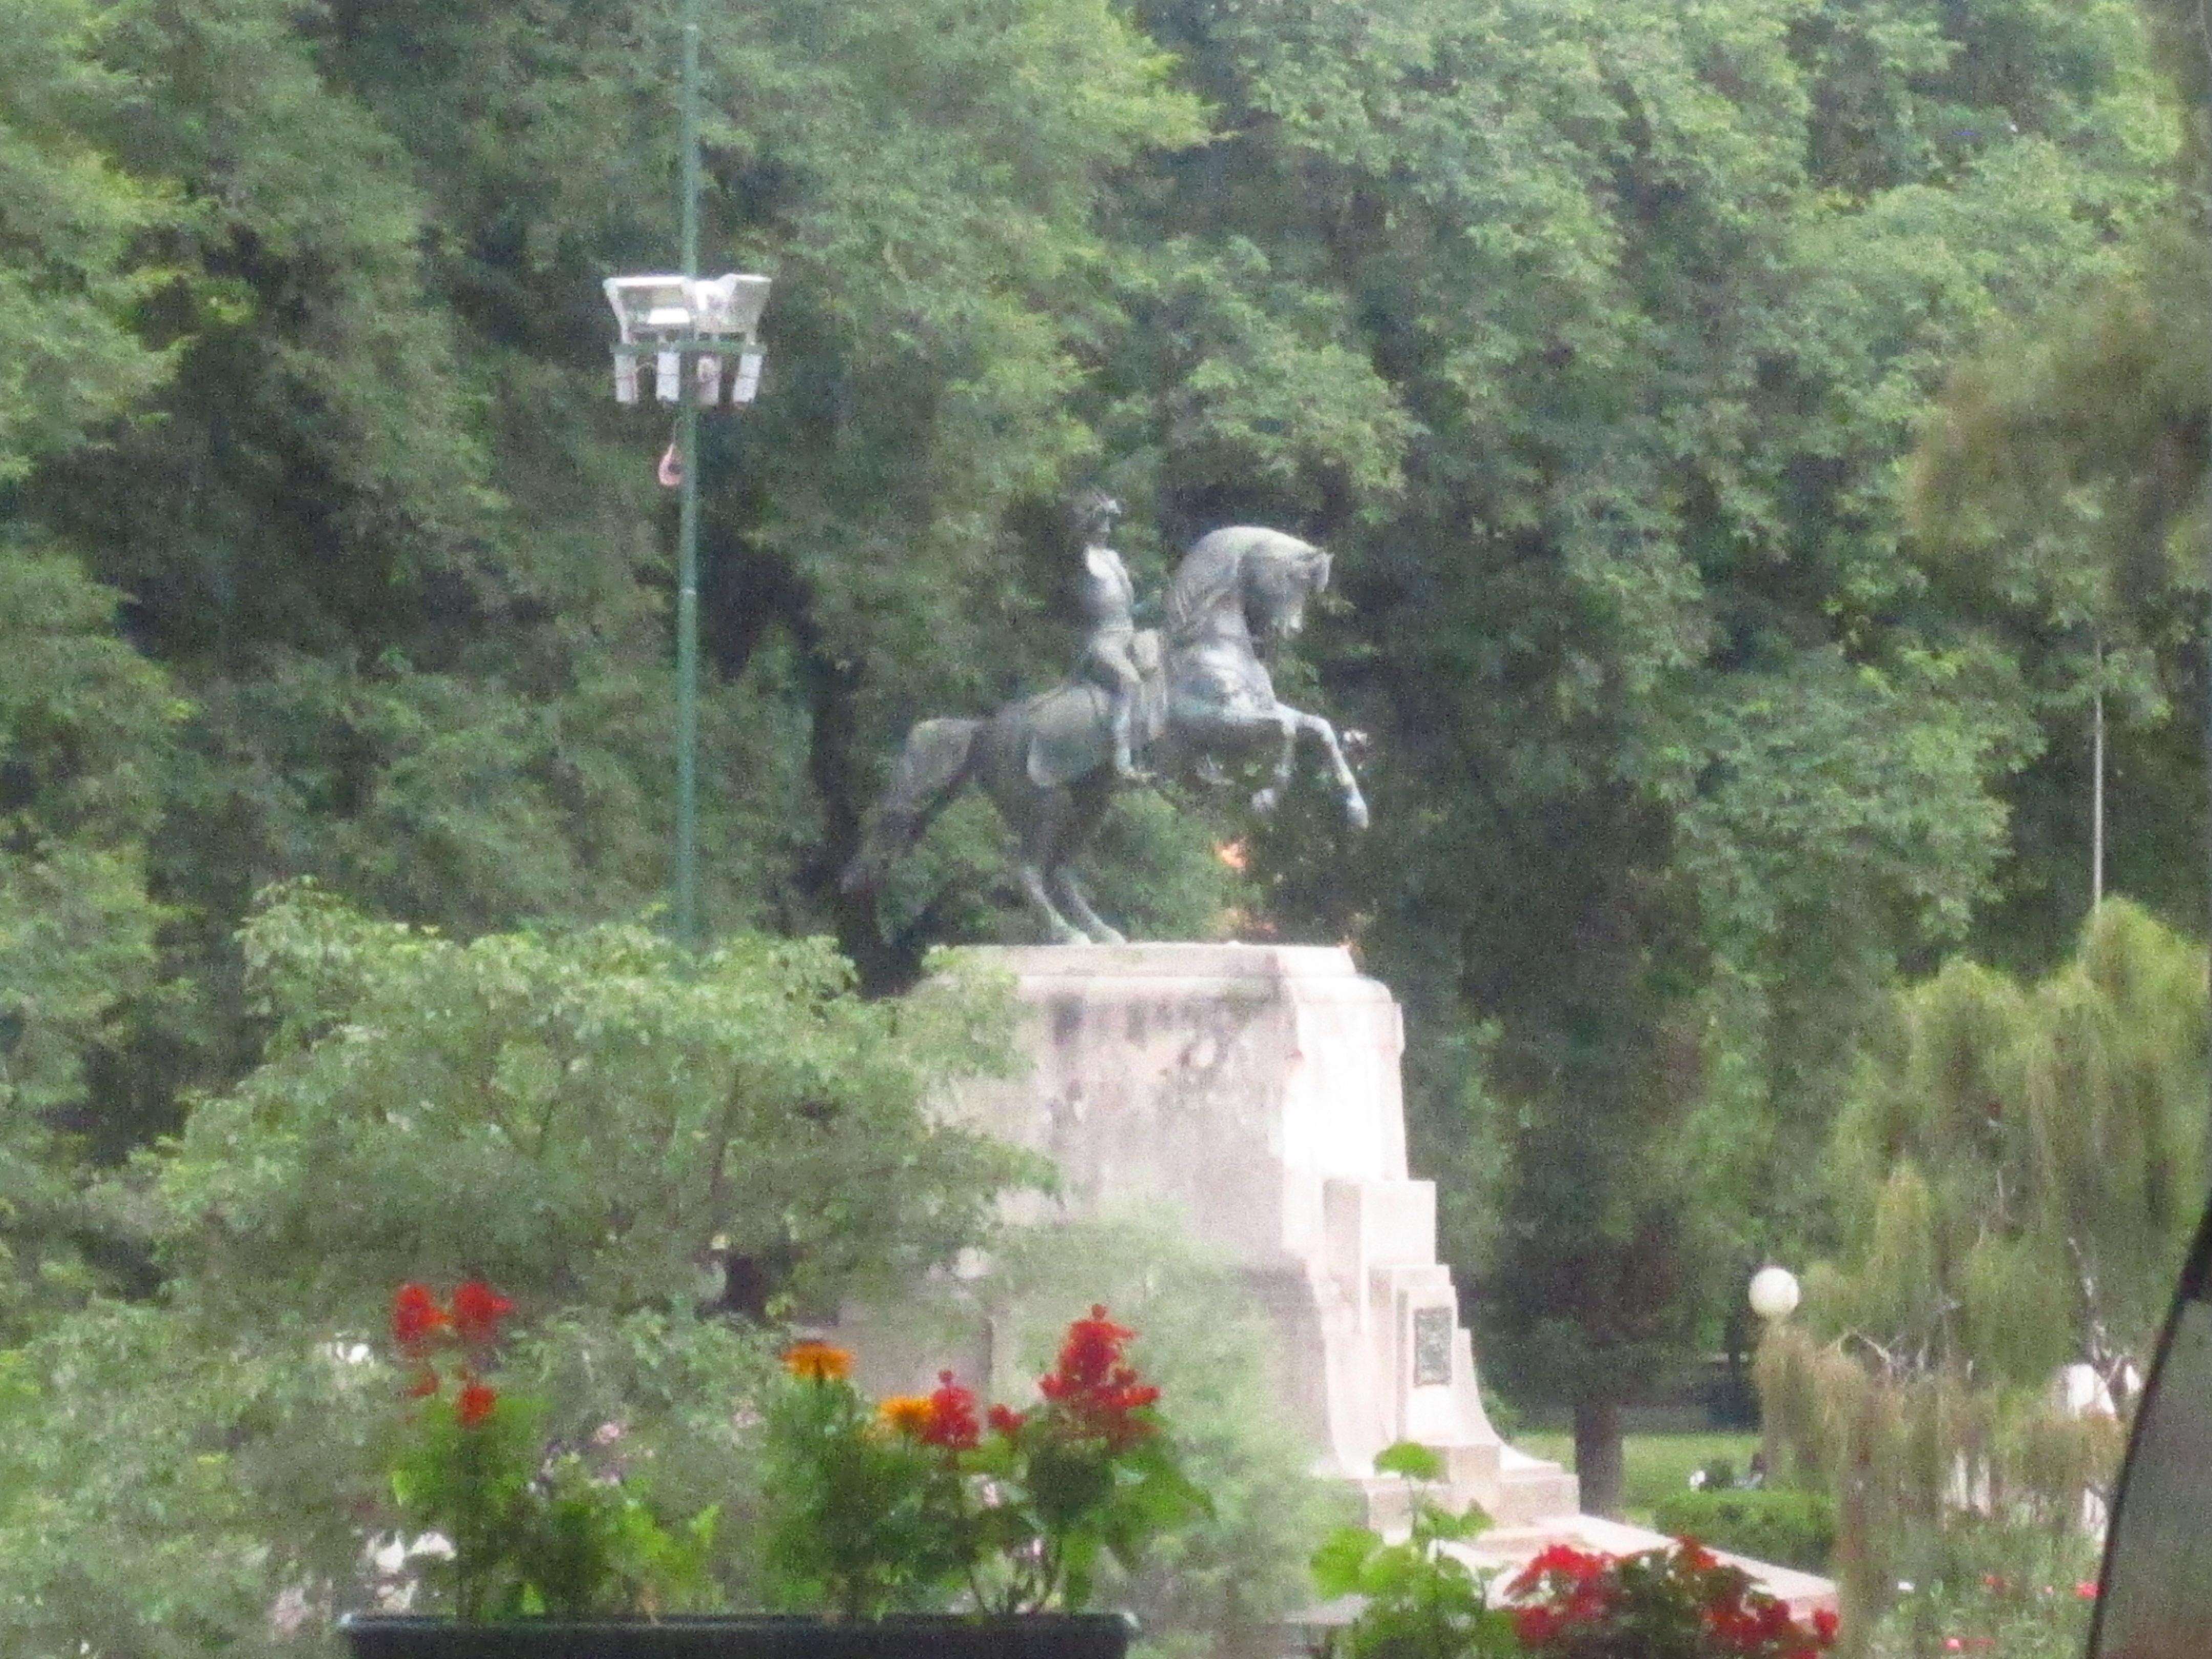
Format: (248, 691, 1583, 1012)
(878, 1394, 933, 1436)
(782, 1340, 854, 1383)
(456, 1376, 498, 1429)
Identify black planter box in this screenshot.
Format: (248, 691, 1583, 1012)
(338, 1613, 1136, 1659)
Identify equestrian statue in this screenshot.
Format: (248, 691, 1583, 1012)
(841, 499, 1368, 944)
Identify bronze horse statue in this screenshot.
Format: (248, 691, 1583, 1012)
(841, 526, 1368, 944)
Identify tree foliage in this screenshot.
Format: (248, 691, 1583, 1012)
(1762, 899, 2205, 1647)
(151, 884, 1030, 1324)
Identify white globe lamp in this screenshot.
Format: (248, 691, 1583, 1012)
(1749, 1265, 1801, 1323)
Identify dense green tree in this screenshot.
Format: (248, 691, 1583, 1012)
(0, 0, 177, 482)
(0, 546, 180, 1331)
(149, 883, 1030, 1321)
(0, 0, 190, 1323)
(1097, 0, 2173, 1510)
(1763, 899, 2205, 1650)
(1904, 0, 2211, 966)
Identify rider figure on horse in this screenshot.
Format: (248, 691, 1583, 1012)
(1074, 491, 1150, 781)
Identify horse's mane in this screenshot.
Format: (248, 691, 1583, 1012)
(1164, 527, 1326, 646)
(1164, 530, 1246, 646)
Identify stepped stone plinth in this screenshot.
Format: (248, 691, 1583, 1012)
(924, 943, 1576, 1528)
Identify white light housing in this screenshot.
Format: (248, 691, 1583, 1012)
(604, 273, 772, 345)
(687, 273, 772, 340)
(1749, 1265, 1801, 1322)
(613, 351, 640, 405)
(732, 350, 764, 404)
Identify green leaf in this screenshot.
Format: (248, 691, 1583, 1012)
(1373, 1441, 1445, 1482)
(1310, 1526, 1381, 1598)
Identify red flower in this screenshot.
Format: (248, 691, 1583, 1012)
(391, 1283, 450, 1357)
(1035, 1308, 1166, 1448)
(403, 1366, 440, 1399)
(1813, 1607, 1840, 1644)
(922, 1371, 980, 1450)
(1045, 1305, 1135, 1394)
(1509, 1542, 1607, 1597)
(451, 1280, 515, 1347)
(2074, 1581, 2099, 1600)
(1514, 1605, 1562, 1648)
(987, 1403, 1027, 1437)
(456, 1376, 498, 1429)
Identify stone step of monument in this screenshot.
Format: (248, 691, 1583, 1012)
(1349, 1443, 1578, 1533)
(1481, 1452, 1582, 1529)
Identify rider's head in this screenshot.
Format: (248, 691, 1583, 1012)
(1074, 490, 1122, 542)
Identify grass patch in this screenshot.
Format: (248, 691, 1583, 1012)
(1513, 1431, 1760, 1528)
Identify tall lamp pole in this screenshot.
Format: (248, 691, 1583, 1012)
(674, 0, 704, 954)
(604, 0, 769, 953)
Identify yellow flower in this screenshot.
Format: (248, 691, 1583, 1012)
(877, 1394, 932, 1437)
(782, 1340, 854, 1383)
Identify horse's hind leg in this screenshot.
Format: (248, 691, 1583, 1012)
(1052, 869, 1125, 946)
(1019, 860, 1090, 945)
(1016, 790, 1091, 945)
(1048, 775, 1125, 944)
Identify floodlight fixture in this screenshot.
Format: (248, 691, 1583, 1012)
(605, 273, 771, 406)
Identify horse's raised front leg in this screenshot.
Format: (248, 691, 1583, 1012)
(1199, 703, 1368, 828)
(1286, 705, 1369, 830)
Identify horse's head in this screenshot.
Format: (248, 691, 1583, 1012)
(1243, 534, 1332, 647)
(1165, 526, 1333, 650)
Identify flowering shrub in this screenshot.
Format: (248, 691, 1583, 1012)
(762, 1341, 973, 1617)
(764, 1306, 1206, 1618)
(1508, 1541, 1839, 1659)
(382, 1281, 716, 1618)
(1862, 1523, 2101, 1659)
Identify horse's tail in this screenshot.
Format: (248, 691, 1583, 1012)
(840, 717, 983, 894)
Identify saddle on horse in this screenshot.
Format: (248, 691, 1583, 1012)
(1023, 630, 1168, 790)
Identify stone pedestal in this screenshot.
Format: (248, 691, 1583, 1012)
(932, 943, 1577, 1528)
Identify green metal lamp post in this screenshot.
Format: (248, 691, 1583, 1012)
(603, 0, 769, 953)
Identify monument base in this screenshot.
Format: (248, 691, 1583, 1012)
(914, 943, 1575, 1528)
